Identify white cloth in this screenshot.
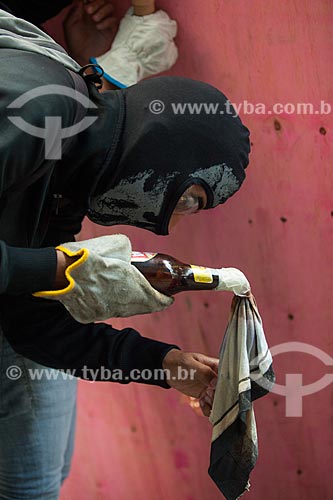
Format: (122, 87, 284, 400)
(95, 8, 178, 88)
(34, 235, 174, 324)
(0, 8, 80, 71)
(208, 294, 275, 500)
(215, 267, 251, 296)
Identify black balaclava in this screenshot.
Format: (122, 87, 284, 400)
(87, 76, 251, 235)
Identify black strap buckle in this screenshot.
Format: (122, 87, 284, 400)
(79, 64, 105, 90)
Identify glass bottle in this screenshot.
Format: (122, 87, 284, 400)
(131, 252, 219, 296)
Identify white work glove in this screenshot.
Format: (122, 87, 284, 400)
(33, 235, 173, 324)
(93, 7, 178, 88)
(215, 268, 251, 297)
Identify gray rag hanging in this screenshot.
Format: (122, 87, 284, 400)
(0, 7, 79, 70)
(209, 294, 275, 500)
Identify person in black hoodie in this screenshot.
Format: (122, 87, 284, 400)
(0, 3, 251, 500)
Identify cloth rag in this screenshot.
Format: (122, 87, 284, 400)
(93, 7, 178, 88)
(208, 293, 275, 500)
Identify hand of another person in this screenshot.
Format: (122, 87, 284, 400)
(64, 0, 117, 66)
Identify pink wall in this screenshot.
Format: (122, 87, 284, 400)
(45, 1, 333, 499)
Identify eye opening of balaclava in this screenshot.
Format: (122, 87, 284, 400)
(87, 76, 251, 235)
(158, 176, 214, 233)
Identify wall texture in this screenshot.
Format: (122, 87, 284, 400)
(45, 1, 333, 498)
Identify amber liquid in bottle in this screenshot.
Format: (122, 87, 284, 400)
(131, 252, 219, 296)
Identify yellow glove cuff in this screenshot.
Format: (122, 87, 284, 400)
(33, 245, 89, 298)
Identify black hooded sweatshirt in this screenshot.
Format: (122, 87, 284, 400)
(0, 48, 181, 387)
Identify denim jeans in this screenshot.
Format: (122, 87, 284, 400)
(0, 327, 78, 500)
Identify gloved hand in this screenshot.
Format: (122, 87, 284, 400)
(92, 7, 178, 88)
(33, 234, 174, 324)
(215, 268, 251, 297)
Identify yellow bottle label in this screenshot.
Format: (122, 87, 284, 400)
(190, 265, 213, 284)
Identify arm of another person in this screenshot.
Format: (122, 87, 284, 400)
(63, 0, 118, 89)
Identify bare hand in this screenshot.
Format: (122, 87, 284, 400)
(162, 349, 219, 417)
(64, 0, 117, 66)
